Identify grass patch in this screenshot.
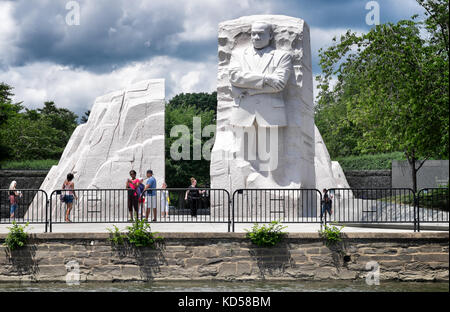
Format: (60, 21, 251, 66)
(0, 159, 58, 170)
(333, 152, 406, 171)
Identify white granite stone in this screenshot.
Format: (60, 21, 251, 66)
(210, 15, 347, 194)
(29, 79, 165, 220)
(211, 15, 316, 193)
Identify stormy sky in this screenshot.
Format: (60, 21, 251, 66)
(0, 0, 425, 118)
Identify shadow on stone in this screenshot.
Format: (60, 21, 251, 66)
(322, 233, 349, 271)
(4, 244, 39, 279)
(110, 240, 166, 281)
(248, 240, 292, 279)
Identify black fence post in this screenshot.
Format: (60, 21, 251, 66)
(49, 191, 53, 233)
(416, 190, 420, 232)
(45, 198, 49, 233)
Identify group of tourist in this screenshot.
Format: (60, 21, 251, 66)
(51, 170, 204, 222)
(7, 175, 332, 222)
(125, 169, 163, 222)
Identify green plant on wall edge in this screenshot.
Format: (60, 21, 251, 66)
(245, 221, 287, 247)
(318, 223, 344, 246)
(107, 219, 164, 248)
(4, 221, 30, 251)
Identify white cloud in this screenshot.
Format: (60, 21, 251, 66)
(0, 57, 217, 115)
(0, 1, 20, 66)
(174, 0, 273, 43)
(1, 0, 429, 115)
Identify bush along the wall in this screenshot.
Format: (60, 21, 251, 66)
(4, 221, 29, 251)
(107, 225, 127, 246)
(107, 220, 164, 248)
(245, 221, 287, 247)
(318, 224, 344, 247)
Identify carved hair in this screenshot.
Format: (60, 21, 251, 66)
(252, 22, 273, 34)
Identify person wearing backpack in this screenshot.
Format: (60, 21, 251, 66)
(144, 169, 157, 222)
(137, 177, 146, 219)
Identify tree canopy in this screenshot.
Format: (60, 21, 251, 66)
(0, 83, 79, 161)
(315, 0, 449, 190)
(165, 93, 217, 188)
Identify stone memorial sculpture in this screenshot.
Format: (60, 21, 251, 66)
(29, 79, 165, 221)
(211, 15, 317, 192)
(228, 22, 291, 184)
(210, 15, 349, 219)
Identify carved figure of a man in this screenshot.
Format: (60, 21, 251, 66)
(228, 22, 292, 184)
(229, 22, 292, 127)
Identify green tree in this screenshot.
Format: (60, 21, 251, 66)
(316, 1, 449, 192)
(169, 92, 217, 115)
(37, 101, 78, 156)
(0, 83, 23, 160)
(165, 93, 217, 188)
(0, 85, 80, 162)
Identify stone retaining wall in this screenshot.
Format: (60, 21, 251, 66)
(344, 170, 391, 189)
(0, 170, 48, 190)
(0, 233, 448, 282)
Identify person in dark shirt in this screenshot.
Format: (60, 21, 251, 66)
(184, 177, 205, 218)
(321, 188, 332, 220)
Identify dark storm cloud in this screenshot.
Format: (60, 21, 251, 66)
(5, 0, 424, 73)
(8, 0, 203, 72)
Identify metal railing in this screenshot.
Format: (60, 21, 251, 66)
(140, 188, 231, 230)
(0, 189, 49, 232)
(416, 188, 449, 232)
(0, 187, 447, 233)
(327, 188, 417, 229)
(48, 188, 231, 232)
(49, 189, 133, 232)
(231, 189, 322, 232)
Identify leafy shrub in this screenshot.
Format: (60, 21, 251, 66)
(0, 159, 58, 170)
(107, 225, 127, 246)
(334, 152, 405, 170)
(418, 186, 449, 211)
(318, 224, 344, 246)
(245, 221, 287, 247)
(4, 221, 29, 251)
(125, 219, 163, 248)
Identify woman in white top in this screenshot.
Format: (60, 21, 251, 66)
(62, 173, 78, 222)
(160, 182, 170, 219)
(9, 181, 22, 219)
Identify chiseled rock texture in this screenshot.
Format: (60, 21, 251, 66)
(210, 15, 349, 193)
(211, 15, 316, 191)
(29, 79, 165, 220)
(314, 125, 351, 192)
(0, 233, 447, 282)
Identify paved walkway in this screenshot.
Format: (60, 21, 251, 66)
(0, 222, 446, 234)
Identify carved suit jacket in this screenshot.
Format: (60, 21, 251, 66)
(228, 46, 292, 127)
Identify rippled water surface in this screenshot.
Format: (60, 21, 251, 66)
(0, 280, 448, 292)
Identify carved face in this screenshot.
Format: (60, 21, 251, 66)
(251, 23, 272, 50)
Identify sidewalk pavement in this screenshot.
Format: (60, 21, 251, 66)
(0, 222, 445, 234)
